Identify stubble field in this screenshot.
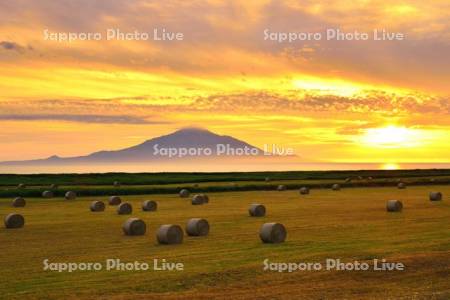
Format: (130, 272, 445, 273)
(0, 185, 449, 299)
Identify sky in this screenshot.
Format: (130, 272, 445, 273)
(0, 0, 449, 165)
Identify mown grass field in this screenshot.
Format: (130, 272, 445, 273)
(0, 183, 449, 299)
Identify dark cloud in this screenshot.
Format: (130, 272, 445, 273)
(0, 114, 165, 124)
(0, 41, 33, 53)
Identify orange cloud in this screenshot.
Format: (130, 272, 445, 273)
(0, 0, 449, 163)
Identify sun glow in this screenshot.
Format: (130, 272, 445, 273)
(292, 77, 362, 97)
(361, 126, 423, 148)
(381, 163, 400, 170)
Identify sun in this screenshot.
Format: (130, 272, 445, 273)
(381, 163, 400, 170)
(361, 126, 422, 148)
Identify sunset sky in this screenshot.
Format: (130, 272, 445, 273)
(0, 0, 449, 165)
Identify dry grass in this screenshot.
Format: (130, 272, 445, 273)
(0, 185, 449, 299)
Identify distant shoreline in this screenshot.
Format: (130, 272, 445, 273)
(1, 162, 450, 175)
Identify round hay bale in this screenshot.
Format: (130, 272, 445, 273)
(386, 200, 403, 212)
(50, 184, 58, 189)
(344, 178, 352, 183)
(367, 176, 373, 180)
(142, 200, 157, 211)
(113, 181, 121, 187)
(156, 224, 184, 245)
(179, 189, 190, 198)
(90, 200, 105, 212)
(299, 187, 310, 195)
(186, 218, 210, 236)
(332, 184, 341, 191)
(397, 182, 406, 189)
(277, 185, 287, 191)
(42, 190, 54, 198)
(429, 192, 442, 201)
(249, 204, 266, 217)
(117, 202, 132, 215)
(109, 196, 122, 205)
(17, 183, 26, 189)
(259, 223, 286, 244)
(4, 213, 25, 229)
(192, 194, 205, 205)
(357, 176, 363, 180)
(65, 191, 76, 200)
(200, 194, 209, 203)
(12, 197, 26, 207)
(122, 218, 146, 236)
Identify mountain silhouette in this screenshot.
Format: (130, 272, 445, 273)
(0, 128, 270, 165)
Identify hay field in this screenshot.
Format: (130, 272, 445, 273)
(0, 185, 449, 299)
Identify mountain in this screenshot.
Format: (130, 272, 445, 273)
(0, 128, 272, 165)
